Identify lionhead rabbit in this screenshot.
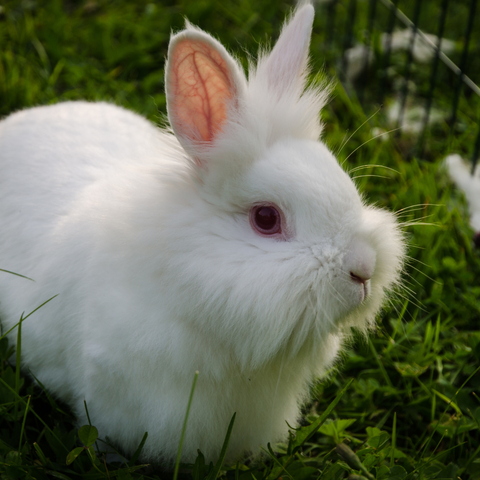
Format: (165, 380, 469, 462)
(0, 3, 405, 463)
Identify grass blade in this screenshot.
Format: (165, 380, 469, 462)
(128, 432, 148, 467)
(390, 412, 397, 467)
(0, 376, 69, 453)
(173, 370, 199, 480)
(206, 413, 236, 480)
(0, 268, 34, 281)
(291, 378, 354, 450)
(0, 295, 58, 341)
(18, 395, 31, 451)
(14, 313, 24, 420)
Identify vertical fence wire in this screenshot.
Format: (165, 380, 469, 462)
(378, 0, 399, 106)
(472, 121, 480, 173)
(396, 0, 422, 140)
(358, 0, 378, 103)
(325, 0, 338, 50)
(341, 0, 358, 83)
(416, 0, 450, 157)
(449, 0, 477, 134)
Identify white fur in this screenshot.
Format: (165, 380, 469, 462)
(446, 154, 480, 232)
(0, 4, 405, 464)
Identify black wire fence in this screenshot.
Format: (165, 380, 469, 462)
(316, 0, 480, 172)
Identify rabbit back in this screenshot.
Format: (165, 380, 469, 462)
(0, 101, 181, 390)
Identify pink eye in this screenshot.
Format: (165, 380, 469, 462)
(250, 204, 282, 236)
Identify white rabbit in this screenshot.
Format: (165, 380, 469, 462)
(445, 154, 480, 245)
(0, 3, 405, 464)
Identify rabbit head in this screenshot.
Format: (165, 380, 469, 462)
(155, 4, 405, 374)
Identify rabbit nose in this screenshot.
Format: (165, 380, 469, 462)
(344, 240, 376, 284)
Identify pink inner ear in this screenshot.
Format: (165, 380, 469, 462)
(169, 39, 234, 144)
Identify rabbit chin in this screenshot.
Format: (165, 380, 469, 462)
(335, 282, 390, 337)
(281, 285, 379, 362)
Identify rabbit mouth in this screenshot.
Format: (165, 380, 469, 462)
(350, 274, 371, 303)
(362, 280, 371, 301)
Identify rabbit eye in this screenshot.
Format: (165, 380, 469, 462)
(250, 205, 282, 236)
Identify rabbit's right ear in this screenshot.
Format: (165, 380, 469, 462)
(258, 3, 314, 94)
(165, 26, 246, 165)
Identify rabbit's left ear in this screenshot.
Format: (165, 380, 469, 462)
(165, 26, 246, 165)
(259, 3, 314, 93)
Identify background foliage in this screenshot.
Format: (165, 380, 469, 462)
(1, 0, 479, 479)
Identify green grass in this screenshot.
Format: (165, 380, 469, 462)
(1, 0, 480, 479)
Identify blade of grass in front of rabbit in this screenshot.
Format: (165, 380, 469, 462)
(83, 399, 100, 454)
(0, 268, 34, 281)
(128, 432, 148, 467)
(173, 370, 199, 480)
(0, 295, 58, 342)
(18, 395, 31, 453)
(14, 312, 24, 420)
(205, 413, 236, 480)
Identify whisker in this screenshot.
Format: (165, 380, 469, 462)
(400, 221, 439, 228)
(328, 282, 348, 311)
(397, 211, 439, 226)
(385, 297, 403, 319)
(349, 164, 401, 175)
(406, 242, 426, 250)
(385, 296, 413, 322)
(342, 127, 402, 165)
(405, 256, 435, 272)
(395, 203, 444, 214)
(396, 212, 435, 221)
(392, 273, 421, 298)
(394, 289, 426, 313)
(318, 299, 337, 330)
(405, 262, 440, 284)
(338, 107, 382, 156)
(398, 218, 435, 227)
(335, 130, 352, 157)
(402, 275, 424, 291)
(386, 293, 414, 321)
(352, 174, 391, 180)
(397, 213, 436, 223)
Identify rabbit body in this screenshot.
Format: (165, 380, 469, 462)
(0, 4, 405, 463)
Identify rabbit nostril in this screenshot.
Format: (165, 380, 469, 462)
(350, 271, 368, 284)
